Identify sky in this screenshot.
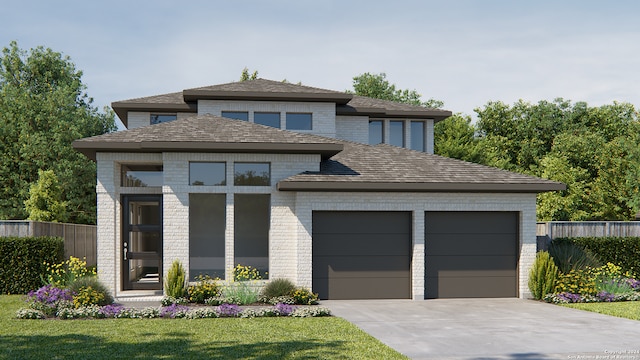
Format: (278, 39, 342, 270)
(2, 1, 639, 129)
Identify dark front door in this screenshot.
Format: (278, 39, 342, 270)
(122, 195, 163, 290)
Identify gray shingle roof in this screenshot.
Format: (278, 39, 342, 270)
(337, 95, 451, 120)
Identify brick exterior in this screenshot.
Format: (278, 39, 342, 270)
(335, 115, 369, 144)
(128, 111, 195, 129)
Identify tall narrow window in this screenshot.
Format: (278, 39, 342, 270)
(389, 121, 405, 147)
(254, 112, 280, 128)
(189, 162, 226, 186)
(234, 194, 269, 278)
(221, 111, 249, 121)
(189, 194, 226, 280)
(286, 113, 312, 130)
(234, 163, 270, 186)
(411, 121, 425, 152)
(121, 165, 163, 187)
(369, 120, 383, 145)
(150, 114, 177, 125)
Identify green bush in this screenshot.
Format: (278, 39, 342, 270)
(165, 260, 187, 298)
(528, 251, 559, 300)
(187, 275, 220, 303)
(67, 276, 113, 306)
(261, 278, 296, 299)
(555, 237, 640, 278)
(290, 287, 319, 305)
(0, 236, 64, 294)
(548, 241, 601, 273)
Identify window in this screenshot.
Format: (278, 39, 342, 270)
(121, 165, 163, 187)
(189, 194, 226, 280)
(369, 120, 384, 145)
(234, 194, 269, 278)
(254, 112, 280, 128)
(150, 114, 177, 125)
(389, 121, 405, 147)
(286, 113, 312, 130)
(411, 121, 425, 152)
(221, 111, 249, 121)
(234, 163, 270, 186)
(189, 162, 226, 186)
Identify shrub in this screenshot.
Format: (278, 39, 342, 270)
(232, 264, 262, 281)
(261, 278, 296, 299)
(548, 241, 601, 273)
(16, 308, 45, 319)
(556, 237, 640, 278)
(528, 251, 559, 300)
(44, 256, 96, 287)
(554, 268, 597, 295)
(165, 260, 187, 298)
(290, 287, 319, 305)
(222, 282, 260, 305)
(187, 275, 220, 303)
(67, 276, 113, 306)
(26, 284, 73, 316)
(0, 236, 64, 294)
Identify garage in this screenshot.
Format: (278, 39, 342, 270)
(425, 211, 518, 298)
(312, 211, 411, 300)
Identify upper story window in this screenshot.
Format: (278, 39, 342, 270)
(389, 121, 405, 147)
(411, 121, 425, 152)
(189, 162, 226, 186)
(221, 111, 249, 121)
(286, 113, 312, 130)
(254, 112, 280, 128)
(150, 114, 177, 125)
(234, 162, 270, 186)
(368, 120, 384, 145)
(121, 165, 163, 187)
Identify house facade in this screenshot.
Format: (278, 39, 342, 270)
(73, 79, 564, 300)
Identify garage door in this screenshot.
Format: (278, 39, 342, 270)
(312, 211, 411, 300)
(425, 212, 518, 298)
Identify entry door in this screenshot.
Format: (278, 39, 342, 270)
(122, 195, 163, 290)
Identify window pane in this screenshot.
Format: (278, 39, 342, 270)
(189, 162, 226, 186)
(369, 120, 383, 145)
(411, 121, 425, 152)
(121, 165, 163, 187)
(254, 112, 280, 128)
(189, 194, 226, 280)
(234, 194, 269, 278)
(234, 163, 270, 186)
(150, 114, 177, 125)
(389, 121, 405, 147)
(221, 111, 249, 121)
(286, 113, 312, 130)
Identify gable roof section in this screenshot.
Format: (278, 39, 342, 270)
(278, 142, 566, 193)
(111, 79, 452, 127)
(72, 115, 344, 160)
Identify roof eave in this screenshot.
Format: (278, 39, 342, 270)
(111, 102, 198, 127)
(182, 90, 353, 104)
(336, 105, 452, 122)
(277, 181, 566, 193)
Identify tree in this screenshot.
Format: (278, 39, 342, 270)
(24, 169, 67, 222)
(240, 67, 258, 81)
(350, 72, 444, 108)
(0, 41, 116, 224)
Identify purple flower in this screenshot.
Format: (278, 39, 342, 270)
(556, 292, 582, 303)
(274, 303, 296, 316)
(597, 291, 616, 302)
(626, 278, 640, 290)
(27, 285, 72, 304)
(217, 303, 241, 317)
(99, 304, 124, 317)
(160, 303, 189, 318)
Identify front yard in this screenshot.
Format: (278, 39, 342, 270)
(561, 301, 640, 321)
(0, 295, 407, 360)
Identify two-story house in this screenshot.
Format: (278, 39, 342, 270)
(73, 79, 564, 300)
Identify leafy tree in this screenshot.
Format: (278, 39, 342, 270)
(24, 169, 67, 222)
(350, 72, 444, 108)
(240, 67, 258, 81)
(0, 41, 116, 224)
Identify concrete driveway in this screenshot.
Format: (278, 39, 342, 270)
(321, 298, 640, 360)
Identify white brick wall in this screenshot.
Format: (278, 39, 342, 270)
(197, 100, 337, 138)
(335, 115, 369, 143)
(126, 111, 195, 129)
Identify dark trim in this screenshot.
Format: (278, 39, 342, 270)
(111, 102, 198, 127)
(277, 181, 566, 193)
(336, 104, 452, 122)
(73, 141, 344, 161)
(182, 89, 353, 104)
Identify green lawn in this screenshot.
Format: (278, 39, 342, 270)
(0, 296, 407, 360)
(561, 301, 640, 321)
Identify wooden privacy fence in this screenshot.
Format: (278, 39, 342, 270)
(537, 221, 640, 251)
(0, 221, 96, 267)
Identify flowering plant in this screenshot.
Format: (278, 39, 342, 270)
(217, 303, 241, 317)
(26, 284, 73, 316)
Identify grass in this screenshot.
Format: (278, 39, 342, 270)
(0, 295, 407, 360)
(561, 301, 640, 320)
